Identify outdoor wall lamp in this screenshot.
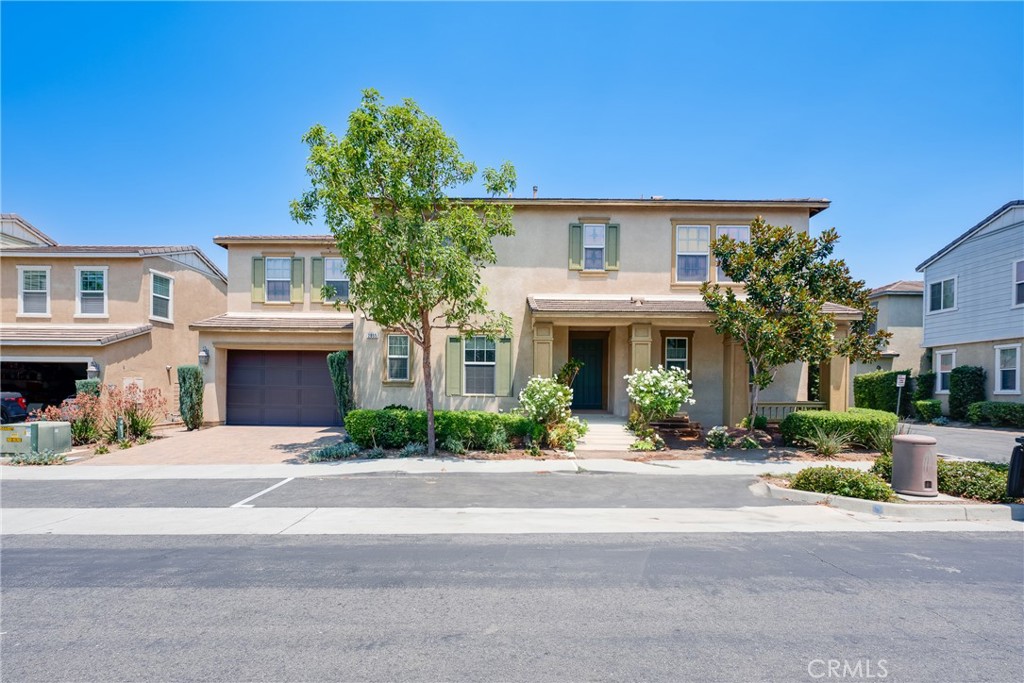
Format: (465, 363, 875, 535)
(198, 347, 210, 365)
(86, 361, 101, 379)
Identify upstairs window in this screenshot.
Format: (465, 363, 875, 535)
(665, 338, 688, 372)
(324, 257, 349, 301)
(76, 267, 107, 316)
(265, 257, 292, 303)
(1014, 260, 1024, 307)
(675, 225, 710, 282)
(583, 224, 606, 271)
(715, 225, 750, 282)
(464, 336, 497, 395)
(386, 334, 410, 382)
(151, 272, 173, 322)
(18, 267, 49, 315)
(928, 277, 955, 312)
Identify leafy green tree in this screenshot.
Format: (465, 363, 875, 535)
(291, 89, 516, 455)
(700, 217, 889, 426)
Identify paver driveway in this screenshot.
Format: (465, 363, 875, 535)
(76, 425, 344, 466)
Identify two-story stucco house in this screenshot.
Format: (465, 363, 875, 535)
(849, 280, 924, 403)
(916, 200, 1024, 411)
(0, 214, 228, 412)
(196, 198, 862, 429)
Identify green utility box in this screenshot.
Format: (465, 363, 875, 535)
(0, 422, 72, 456)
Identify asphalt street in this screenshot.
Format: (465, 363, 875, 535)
(2, 532, 1021, 682)
(910, 423, 1021, 463)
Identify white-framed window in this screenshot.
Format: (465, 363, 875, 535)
(386, 334, 410, 382)
(676, 225, 710, 282)
(75, 266, 108, 316)
(150, 270, 173, 322)
(1013, 259, 1024, 308)
(265, 257, 292, 303)
(324, 257, 349, 301)
(715, 225, 750, 282)
(995, 344, 1021, 395)
(867, 302, 879, 335)
(935, 349, 956, 394)
(583, 223, 605, 271)
(928, 277, 956, 312)
(17, 266, 50, 316)
(464, 336, 496, 395)
(665, 337, 688, 372)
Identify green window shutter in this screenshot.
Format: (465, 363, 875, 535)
(495, 337, 513, 397)
(445, 336, 463, 396)
(605, 223, 620, 270)
(568, 223, 583, 270)
(251, 257, 265, 303)
(290, 257, 304, 303)
(311, 257, 324, 303)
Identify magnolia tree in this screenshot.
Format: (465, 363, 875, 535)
(291, 89, 517, 455)
(625, 366, 695, 427)
(701, 217, 889, 426)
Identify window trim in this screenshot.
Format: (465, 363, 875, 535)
(927, 276, 957, 314)
(673, 224, 711, 284)
(994, 343, 1021, 395)
(264, 256, 292, 304)
(323, 256, 350, 303)
(463, 335, 497, 396)
(935, 349, 956, 395)
(582, 223, 606, 272)
(16, 265, 51, 317)
(1012, 259, 1024, 309)
(149, 269, 174, 323)
(664, 336, 689, 372)
(384, 333, 412, 384)
(74, 265, 109, 318)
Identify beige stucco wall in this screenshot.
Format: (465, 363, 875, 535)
(222, 240, 341, 312)
(930, 337, 1024, 414)
(351, 203, 822, 426)
(1, 255, 227, 417)
(850, 293, 925, 405)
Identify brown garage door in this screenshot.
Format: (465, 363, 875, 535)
(226, 350, 340, 426)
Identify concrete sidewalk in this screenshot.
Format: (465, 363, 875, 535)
(1, 457, 875, 480)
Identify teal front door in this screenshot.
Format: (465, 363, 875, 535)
(570, 337, 604, 410)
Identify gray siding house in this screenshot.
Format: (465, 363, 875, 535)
(916, 200, 1024, 411)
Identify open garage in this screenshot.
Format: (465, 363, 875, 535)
(0, 360, 87, 411)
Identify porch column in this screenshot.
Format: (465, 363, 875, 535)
(532, 322, 554, 377)
(722, 337, 749, 427)
(629, 323, 652, 372)
(823, 324, 850, 412)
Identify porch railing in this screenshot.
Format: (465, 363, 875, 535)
(756, 401, 827, 423)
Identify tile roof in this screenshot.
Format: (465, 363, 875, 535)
(527, 296, 863, 317)
(0, 324, 153, 346)
(869, 280, 924, 297)
(213, 235, 336, 246)
(467, 197, 832, 216)
(0, 244, 227, 283)
(189, 313, 354, 332)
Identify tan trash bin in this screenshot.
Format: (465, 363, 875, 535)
(891, 434, 938, 497)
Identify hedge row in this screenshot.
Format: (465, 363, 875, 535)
(344, 409, 534, 449)
(913, 399, 942, 422)
(853, 370, 913, 416)
(790, 466, 895, 502)
(780, 408, 898, 447)
(870, 454, 1019, 504)
(966, 401, 1024, 428)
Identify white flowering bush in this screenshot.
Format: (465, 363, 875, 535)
(625, 365, 695, 427)
(517, 376, 572, 427)
(705, 425, 731, 450)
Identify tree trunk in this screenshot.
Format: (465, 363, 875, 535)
(749, 382, 760, 434)
(420, 313, 436, 456)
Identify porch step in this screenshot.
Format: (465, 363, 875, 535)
(575, 415, 634, 452)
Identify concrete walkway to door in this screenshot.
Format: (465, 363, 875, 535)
(74, 425, 345, 466)
(575, 413, 635, 453)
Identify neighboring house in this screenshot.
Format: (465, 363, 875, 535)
(0, 214, 228, 412)
(849, 280, 924, 404)
(916, 200, 1024, 412)
(196, 198, 863, 429)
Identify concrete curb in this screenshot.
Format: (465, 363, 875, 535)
(752, 481, 1024, 522)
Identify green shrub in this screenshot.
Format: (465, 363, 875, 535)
(780, 408, 897, 448)
(484, 427, 508, 454)
(739, 414, 768, 430)
(949, 366, 986, 421)
(364, 446, 386, 459)
(914, 399, 942, 422)
(440, 435, 466, 455)
(327, 351, 354, 418)
(74, 379, 101, 397)
(546, 417, 588, 451)
(938, 460, 1018, 503)
(8, 450, 68, 466)
(345, 409, 535, 450)
(912, 372, 935, 401)
(966, 401, 1024, 428)
(853, 370, 913, 415)
(308, 442, 361, 462)
(705, 426, 731, 450)
(790, 466, 895, 502)
(630, 437, 658, 451)
(624, 366, 695, 426)
(177, 365, 204, 430)
(869, 453, 892, 481)
(802, 424, 855, 457)
(399, 442, 427, 458)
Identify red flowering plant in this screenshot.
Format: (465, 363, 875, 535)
(101, 384, 167, 442)
(29, 391, 103, 445)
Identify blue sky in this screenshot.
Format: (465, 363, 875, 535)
(3, 1, 1022, 285)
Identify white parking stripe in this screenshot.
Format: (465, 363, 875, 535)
(230, 478, 294, 508)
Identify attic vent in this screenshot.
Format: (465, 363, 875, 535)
(631, 296, 646, 306)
